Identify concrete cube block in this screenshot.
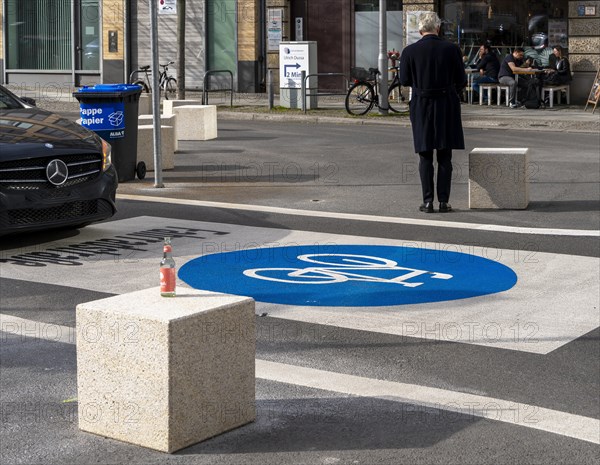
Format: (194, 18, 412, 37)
(162, 99, 203, 115)
(76, 287, 256, 453)
(170, 105, 217, 141)
(138, 93, 152, 115)
(469, 148, 529, 209)
(138, 113, 178, 152)
(137, 125, 175, 170)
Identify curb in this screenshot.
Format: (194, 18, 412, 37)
(218, 110, 600, 133)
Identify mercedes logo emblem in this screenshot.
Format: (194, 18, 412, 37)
(46, 159, 69, 186)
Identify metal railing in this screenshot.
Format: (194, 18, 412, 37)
(301, 71, 350, 113)
(202, 70, 233, 106)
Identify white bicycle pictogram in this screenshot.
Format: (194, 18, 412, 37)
(243, 253, 453, 288)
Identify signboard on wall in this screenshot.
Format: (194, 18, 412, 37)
(406, 11, 427, 46)
(158, 0, 176, 15)
(268, 9, 283, 51)
(295, 17, 304, 41)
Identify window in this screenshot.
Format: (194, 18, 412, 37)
(355, 1, 403, 12)
(439, 0, 568, 67)
(354, 0, 403, 69)
(6, 0, 72, 70)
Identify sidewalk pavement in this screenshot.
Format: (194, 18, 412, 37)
(6, 85, 600, 133)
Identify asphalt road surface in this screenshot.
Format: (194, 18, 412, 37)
(1, 120, 599, 465)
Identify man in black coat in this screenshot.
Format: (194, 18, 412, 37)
(399, 12, 467, 213)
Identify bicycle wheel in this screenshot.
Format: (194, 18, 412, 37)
(387, 82, 406, 113)
(345, 81, 375, 116)
(132, 80, 149, 93)
(163, 77, 177, 100)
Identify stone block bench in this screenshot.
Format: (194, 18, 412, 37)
(469, 148, 529, 209)
(76, 287, 256, 453)
(138, 93, 152, 115)
(164, 104, 217, 141)
(162, 99, 203, 115)
(138, 113, 178, 152)
(137, 124, 175, 170)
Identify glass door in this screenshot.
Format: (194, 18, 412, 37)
(74, 0, 100, 84)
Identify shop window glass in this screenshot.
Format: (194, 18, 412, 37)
(5, 0, 72, 70)
(439, 0, 567, 67)
(354, 0, 403, 69)
(355, 1, 403, 12)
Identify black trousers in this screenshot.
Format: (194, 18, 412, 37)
(418, 149, 453, 203)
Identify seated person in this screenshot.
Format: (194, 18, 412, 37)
(543, 45, 572, 86)
(472, 44, 500, 102)
(498, 47, 534, 108)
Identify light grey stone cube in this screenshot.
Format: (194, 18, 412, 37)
(76, 287, 256, 453)
(137, 125, 175, 170)
(138, 93, 152, 115)
(162, 99, 203, 115)
(168, 105, 217, 141)
(138, 113, 178, 152)
(469, 148, 529, 209)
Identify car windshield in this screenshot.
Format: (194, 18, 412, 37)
(0, 86, 26, 110)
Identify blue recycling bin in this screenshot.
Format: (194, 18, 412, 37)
(74, 84, 143, 182)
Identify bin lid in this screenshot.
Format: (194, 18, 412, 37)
(77, 84, 142, 93)
(73, 84, 143, 100)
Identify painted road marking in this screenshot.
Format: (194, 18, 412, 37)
(179, 245, 518, 306)
(1, 315, 598, 445)
(255, 360, 600, 445)
(117, 194, 600, 237)
(1, 216, 598, 353)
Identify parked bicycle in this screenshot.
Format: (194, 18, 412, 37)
(345, 66, 406, 116)
(129, 61, 177, 100)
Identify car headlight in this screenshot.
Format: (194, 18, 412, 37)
(101, 139, 112, 171)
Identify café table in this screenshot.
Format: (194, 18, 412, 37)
(513, 68, 545, 101)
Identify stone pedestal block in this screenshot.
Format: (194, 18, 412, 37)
(168, 105, 217, 141)
(137, 125, 175, 170)
(162, 99, 203, 115)
(138, 113, 178, 151)
(469, 148, 529, 209)
(138, 94, 152, 115)
(76, 287, 256, 453)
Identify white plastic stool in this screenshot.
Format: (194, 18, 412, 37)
(541, 85, 570, 108)
(479, 84, 496, 105)
(497, 85, 510, 106)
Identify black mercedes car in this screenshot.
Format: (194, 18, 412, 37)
(0, 85, 118, 236)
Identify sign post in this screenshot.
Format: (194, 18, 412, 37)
(279, 41, 317, 109)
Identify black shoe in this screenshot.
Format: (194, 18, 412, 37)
(419, 202, 434, 213)
(439, 202, 452, 213)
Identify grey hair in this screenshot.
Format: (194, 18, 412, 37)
(418, 12, 441, 33)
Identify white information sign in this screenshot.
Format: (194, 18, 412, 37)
(268, 9, 283, 51)
(406, 11, 427, 46)
(158, 0, 177, 15)
(279, 43, 310, 89)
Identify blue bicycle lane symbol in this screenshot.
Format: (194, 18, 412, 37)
(179, 244, 518, 307)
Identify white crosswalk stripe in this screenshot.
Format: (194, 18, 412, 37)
(1, 314, 598, 445)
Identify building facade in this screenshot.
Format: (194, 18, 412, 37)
(0, 0, 598, 102)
